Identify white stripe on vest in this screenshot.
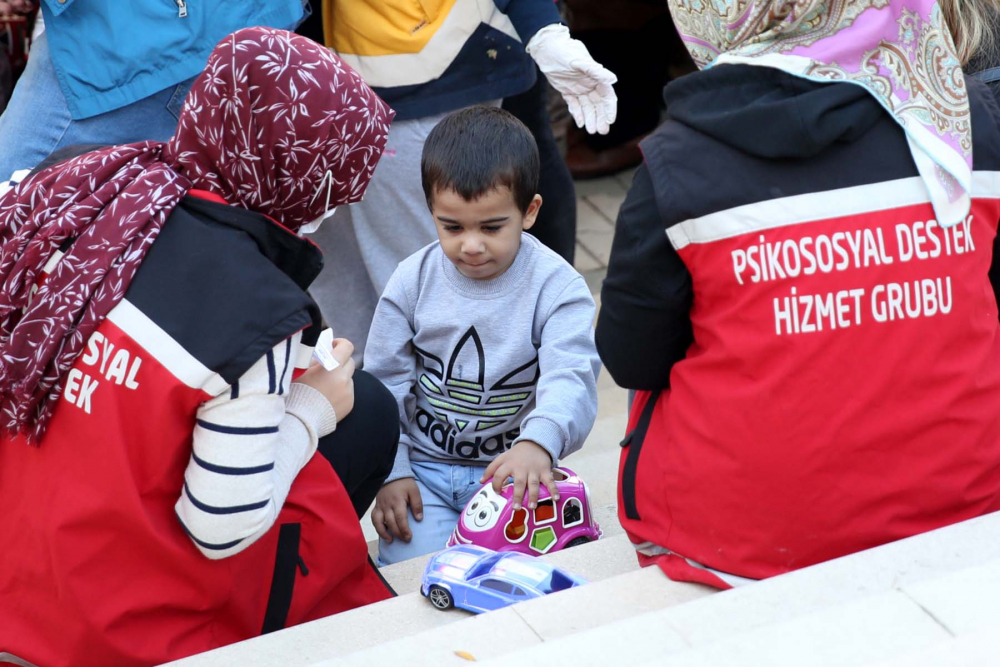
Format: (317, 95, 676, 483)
(106, 298, 229, 395)
(667, 172, 1000, 251)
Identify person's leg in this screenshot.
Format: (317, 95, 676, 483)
(310, 113, 440, 362)
(573, 25, 667, 153)
(315, 370, 400, 518)
(562, 2, 679, 178)
(0, 32, 70, 178)
(295, 0, 324, 43)
(503, 71, 577, 264)
(377, 461, 461, 565)
(0, 49, 11, 114)
(350, 111, 455, 297)
(306, 212, 381, 364)
(451, 461, 491, 512)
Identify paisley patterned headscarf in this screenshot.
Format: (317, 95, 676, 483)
(668, 0, 970, 227)
(0, 27, 394, 442)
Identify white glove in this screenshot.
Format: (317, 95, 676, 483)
(526, 23, 618, 135)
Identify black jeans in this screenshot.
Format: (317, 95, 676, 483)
(503, 70, 577, 264)
(316, 370, 399, 518)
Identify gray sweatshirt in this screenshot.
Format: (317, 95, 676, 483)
(364, 233, 601, 483)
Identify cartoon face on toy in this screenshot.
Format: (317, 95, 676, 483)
(463, 486, 509, 532)
(448, 467, 601, 556)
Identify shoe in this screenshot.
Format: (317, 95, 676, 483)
(564, 134, 644, 180)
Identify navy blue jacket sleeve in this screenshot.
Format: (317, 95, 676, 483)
(495, 0, 563, 44)
(595, 163, 694, 390)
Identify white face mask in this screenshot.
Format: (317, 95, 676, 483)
(301, 169, 337, 236)
(299, 207, 337, 235)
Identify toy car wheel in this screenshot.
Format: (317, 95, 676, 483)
(566, 537, 591, 548)
(428, 585, 454, 610)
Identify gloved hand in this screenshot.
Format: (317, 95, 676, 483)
(526, 23, 618, 135)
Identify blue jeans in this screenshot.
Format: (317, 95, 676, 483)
(0, 32, 195, 180)
(377, 460, 488, 566)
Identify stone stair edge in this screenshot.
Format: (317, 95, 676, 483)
(474, 512, 1000, 667)
(166, 511, 1000, 667)
(163, 532, 642, 667)
(315, 566, 712, 667)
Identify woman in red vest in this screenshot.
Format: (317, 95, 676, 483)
(597, 0, 1000, 589)
(0, 28, 398, 666)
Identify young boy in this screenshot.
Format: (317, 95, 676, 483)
(364, 106, 601, 564)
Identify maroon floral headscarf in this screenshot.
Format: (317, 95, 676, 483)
(0, 27, 394, 442)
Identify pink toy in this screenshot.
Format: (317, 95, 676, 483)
(447, 467, 601, 555)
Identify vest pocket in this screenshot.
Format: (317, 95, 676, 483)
(620, 389, 662, 521)
(261, 523, 303, 635)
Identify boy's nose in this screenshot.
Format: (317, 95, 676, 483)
(462, 237, 485, 255)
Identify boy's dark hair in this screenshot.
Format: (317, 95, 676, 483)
(421, 106, 540, 214)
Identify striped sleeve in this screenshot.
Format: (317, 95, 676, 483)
(175, 331, 338, 559)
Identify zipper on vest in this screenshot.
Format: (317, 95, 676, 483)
(176, 0, 188, 18)
(620, 389, 661, 521)
(297, 555, 309, 577)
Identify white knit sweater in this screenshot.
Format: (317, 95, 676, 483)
(174, 331, 338, 559)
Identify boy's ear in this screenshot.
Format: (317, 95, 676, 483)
(521, 194, 543, 231)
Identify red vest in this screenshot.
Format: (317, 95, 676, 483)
(618, 179, 1000, 585)
(0, 195, 391, 666)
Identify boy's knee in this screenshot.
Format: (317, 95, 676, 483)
(377, 518, 446, 565)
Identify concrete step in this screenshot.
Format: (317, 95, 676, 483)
(869, 624, 999, 667)
(165, 532, 645, 667)
(865, 556, 1000, 666)
(316, 558, 711, 667)
(618, 557, 1000, 667)
(621, 588, 952, 667)
(162, 592, 446, 667)
(475, 511, 1000, 667)
(167, 508, 1000, 667)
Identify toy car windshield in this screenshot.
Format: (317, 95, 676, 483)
(421, 545, 587, 614)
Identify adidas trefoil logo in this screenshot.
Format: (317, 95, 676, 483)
(414, 326, 538, 435)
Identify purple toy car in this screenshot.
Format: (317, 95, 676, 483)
(447, 467, 601, 555)
(421, 544, 587, 613)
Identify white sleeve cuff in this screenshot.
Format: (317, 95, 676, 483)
(285, 382, 338, 438)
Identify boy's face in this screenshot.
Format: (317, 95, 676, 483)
(431, 186, 542, 281)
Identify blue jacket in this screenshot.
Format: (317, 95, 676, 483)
(323, 0, 562, 121)
(41, 0, 303, 119)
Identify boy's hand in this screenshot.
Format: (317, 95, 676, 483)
(480, 441, 559, 511)
(372, 478, 423, 543)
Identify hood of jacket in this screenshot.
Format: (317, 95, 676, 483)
(664, 64, 885, 159)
